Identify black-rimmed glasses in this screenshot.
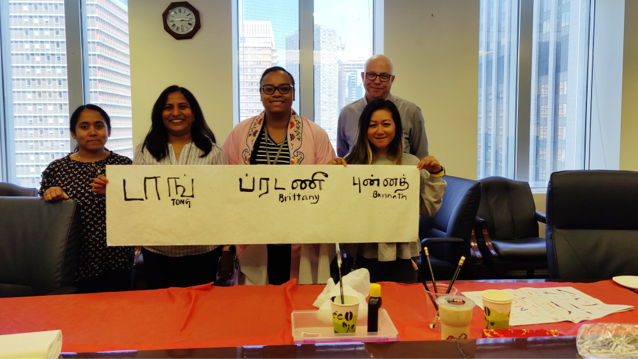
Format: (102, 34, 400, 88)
(365, 72, 392, 82)
(261, 84, 294, 95)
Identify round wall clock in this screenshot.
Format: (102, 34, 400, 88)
(162, 2, 201, 40)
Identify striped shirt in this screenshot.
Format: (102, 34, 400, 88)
(253, 127, 291, 165)
(133, 141, 228, 257)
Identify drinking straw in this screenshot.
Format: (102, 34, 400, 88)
(424, 247, 438, 294)
(336, 243, 345, 305)
(411, 259, 438, 312)
(446, 256, 466, 294)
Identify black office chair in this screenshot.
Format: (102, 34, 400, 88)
(0, 182, 38, 197)
(475, 176, 547, 278)
(0, 197, 81, 297)
(546, 170, 638, 281)
(419, 175, 482, 280)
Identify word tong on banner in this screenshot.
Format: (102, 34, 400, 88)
(123, 176, 194, 208)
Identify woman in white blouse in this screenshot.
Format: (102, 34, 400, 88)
(131, 86, 232, 289)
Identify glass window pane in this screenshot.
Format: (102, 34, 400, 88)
(83, 0, 133, 158)
(528, 0, 590, 187)
(6, 0, 70, 188)
(238, 0, 300, 121)
(477, 0, 590, 188)
(477, 0, 520, 180)
(313, 0, 373, 150)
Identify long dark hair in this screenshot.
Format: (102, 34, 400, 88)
(344, 99, 404, 165)
(69, 104, 111, 153)
(141, 86, 216, 161)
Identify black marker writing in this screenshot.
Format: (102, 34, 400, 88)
(240, 173, 255, 192)
(123, 179, 143, 201)
(167, 177, 194, 198)
(353, 174, 410, 193)
(291, 171, 328, 190)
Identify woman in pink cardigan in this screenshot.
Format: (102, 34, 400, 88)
(223, 66, 336, 286)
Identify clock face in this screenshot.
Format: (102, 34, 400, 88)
(166, 6, 196, 35)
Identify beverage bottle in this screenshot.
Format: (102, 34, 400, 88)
(367, 283, 382, 332)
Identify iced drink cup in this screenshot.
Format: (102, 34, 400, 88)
(437, 295, 475, 340)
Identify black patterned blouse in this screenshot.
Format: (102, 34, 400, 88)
(39, 151, 134, 281)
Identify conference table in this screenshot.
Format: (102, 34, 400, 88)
(1, 279, 637, 358)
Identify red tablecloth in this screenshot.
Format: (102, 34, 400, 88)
(1, 280, 637, 353)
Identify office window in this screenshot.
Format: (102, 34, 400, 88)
(0, 0, 133, 185)
(1, 0, 70, 187)
(313, 0, 373, 149)
(83, 0, 133, 157)
(235, 0, 376, 151)
(237, 0, 299, 122)
(477, 0, 591, 188)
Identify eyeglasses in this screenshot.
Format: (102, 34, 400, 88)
(261, 84, 294, 95)
(365, 72, 392, 82)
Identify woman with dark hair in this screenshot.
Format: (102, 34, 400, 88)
(40, 104, 134, 293)
(124, 85, 231, 289)
(223, 66, 336, 286)
(328, 99, 446, 283)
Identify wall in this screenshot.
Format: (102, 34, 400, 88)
(620, 1, 638, 170)
(384, 0, 479, 180)
(129, 0, 233, 147)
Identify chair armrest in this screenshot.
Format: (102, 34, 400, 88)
(421, 237, 464, 246)
(47, 286, 77, 296)
(469, 228, 482, 259)
(475, 217, 499, 259)
(535, 211, 547, 224)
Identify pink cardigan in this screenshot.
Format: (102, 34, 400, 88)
(223, 110, 335, 165)
(222, 110, 336, 285)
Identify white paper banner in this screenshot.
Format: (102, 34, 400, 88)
(106, 165, 419, 246)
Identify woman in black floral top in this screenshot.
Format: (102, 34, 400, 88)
(40, 104, 134, 293)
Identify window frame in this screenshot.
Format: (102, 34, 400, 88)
(231, 0, 384, 127)
(479, 0, 596, 188)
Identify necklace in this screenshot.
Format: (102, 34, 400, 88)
(76, 151, 107, 175)
(264, 126, 286, 165)
(263, 113, 289, 165)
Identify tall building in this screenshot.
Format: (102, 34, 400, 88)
(339, 58, 366, 109)
(476, 0, 589, 187)
(313, 25, 339, 145)
(86, 0, 132, 157)
(286, 25, 339, 145)
(241, 0, 297, 67)
(7, 0, 132, 188)
(238, 21, 278, 121)
(527, 0, 588, 187)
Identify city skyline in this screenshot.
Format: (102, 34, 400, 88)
(238, 0, 373, 150)
(7, 0, 132, 187)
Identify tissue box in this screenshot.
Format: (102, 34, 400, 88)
(291, 309, 398, 344)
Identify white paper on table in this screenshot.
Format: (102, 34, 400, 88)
(106, 165, 419, 246)
(0, 330, 62, 359)
(462, 286, 633, 326)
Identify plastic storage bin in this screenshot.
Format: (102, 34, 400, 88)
(291, 309, 399, 344)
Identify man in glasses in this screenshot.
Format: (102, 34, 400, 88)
(336, 55, 428, 159)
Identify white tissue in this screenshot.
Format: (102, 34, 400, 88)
(0, 330, 62, 359)
(313, 268, 371, 325)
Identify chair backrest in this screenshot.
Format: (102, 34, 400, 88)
(546, 170, 638, 281)
(0, 182, 38, 197)
(478, 176, 538, 241)
(0, 197, 81, 297)
(419, 175, 481, 263)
